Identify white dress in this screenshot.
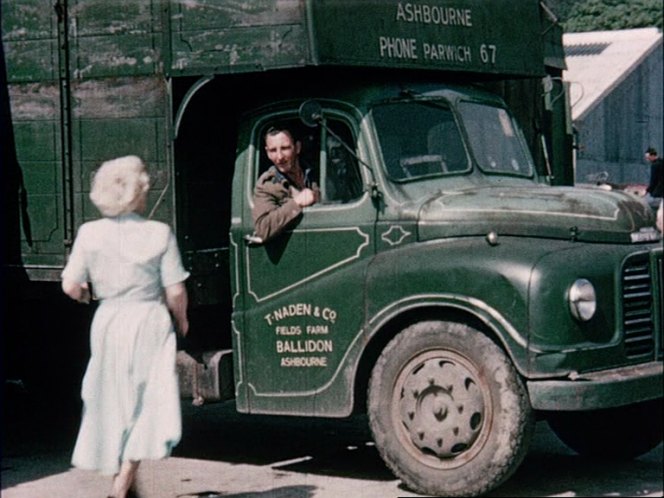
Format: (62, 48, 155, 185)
(62, 213, 190, 475)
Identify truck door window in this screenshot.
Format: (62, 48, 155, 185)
(458, 102, 535, 177)
(372, 102, 469, 181)
(256, 117, 363, 204)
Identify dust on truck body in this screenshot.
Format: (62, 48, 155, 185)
(3, 0, 662, 496)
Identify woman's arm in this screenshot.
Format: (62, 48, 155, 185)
(61, 279, 90, 304)
(165, 282, 189, 337)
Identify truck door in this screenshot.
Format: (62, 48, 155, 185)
(231, 107, 376, 416)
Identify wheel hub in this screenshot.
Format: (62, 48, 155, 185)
(397, 354, 486, 460)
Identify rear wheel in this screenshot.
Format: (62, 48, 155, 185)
(368, 321, 533, 497)
(547, 398, 663, 459)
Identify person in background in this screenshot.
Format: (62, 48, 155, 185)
(644, 147, 663, 210)
(61, 155, 190, 498)
(252, 126, 319, 242)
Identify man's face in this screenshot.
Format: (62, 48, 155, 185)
(265, 131, 301, 175)
(645, 152, 657, 163)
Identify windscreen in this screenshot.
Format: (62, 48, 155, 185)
(372, 102, 470, 181)
(458, 102, 534, 176)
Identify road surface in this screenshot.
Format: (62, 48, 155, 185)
(2, 388, 662, 498)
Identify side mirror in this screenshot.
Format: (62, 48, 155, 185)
(299, 99, 380, 200)
(299, 100, 323, 127)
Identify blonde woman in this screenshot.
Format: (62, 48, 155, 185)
(61, 156, 189, 498)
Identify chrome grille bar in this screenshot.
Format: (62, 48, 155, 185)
(622, 255, 654, 359)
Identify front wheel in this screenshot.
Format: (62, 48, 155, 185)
(368, 321, 534, 497)
(547, 398, 663, 459)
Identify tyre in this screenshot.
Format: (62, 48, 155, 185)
(368, 321, 534, 497)
(547, 397, 663, 459)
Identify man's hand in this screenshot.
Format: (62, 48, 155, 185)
(293, 188, 316, 207)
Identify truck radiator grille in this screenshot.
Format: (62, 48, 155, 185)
(622, 255, 655, 359)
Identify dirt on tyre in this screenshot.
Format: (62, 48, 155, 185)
(368, 320, 534, 497)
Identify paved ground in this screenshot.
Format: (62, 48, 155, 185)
(2, 389, 662, 498)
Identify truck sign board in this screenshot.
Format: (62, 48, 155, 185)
(313, 0, 545, 76)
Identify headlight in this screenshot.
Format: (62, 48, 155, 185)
(568, 279, 597, 321)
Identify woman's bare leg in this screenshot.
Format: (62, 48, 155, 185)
(110, 460, 140, 498)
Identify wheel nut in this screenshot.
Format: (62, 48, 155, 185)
(433, 399, 448, 420)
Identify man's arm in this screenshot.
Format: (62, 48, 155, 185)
(252, 181, 303, 242)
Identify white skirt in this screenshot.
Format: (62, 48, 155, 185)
(71, 298, 181, 475)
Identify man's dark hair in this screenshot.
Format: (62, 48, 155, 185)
(646, 147, 658, 156)
(264, 125, 298, 144)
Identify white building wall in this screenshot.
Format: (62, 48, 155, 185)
(574, 41, 663, 186)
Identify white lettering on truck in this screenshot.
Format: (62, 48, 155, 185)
(378, 3, 478, 65)
(264, 303, 338, 368)
(396, 2, 473, 27)
(379, 36, 418, 59)
(423, 43, 471, 62)
(264, 303, 337, 325)
(276, 340, 334, 354)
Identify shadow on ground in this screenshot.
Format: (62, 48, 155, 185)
(3, 385, 662, 497)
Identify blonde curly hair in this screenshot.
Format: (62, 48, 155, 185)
(89, 155, 150, 217)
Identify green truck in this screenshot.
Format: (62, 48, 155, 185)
(3, 1, 662, 496)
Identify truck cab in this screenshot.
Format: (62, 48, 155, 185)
(180, 70, 663, 495)
(228, 76, 660, 410)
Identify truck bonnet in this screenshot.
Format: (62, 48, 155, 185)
(417, 185, 659, 243)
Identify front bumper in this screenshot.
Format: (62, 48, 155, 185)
(527, 361, 663, 411)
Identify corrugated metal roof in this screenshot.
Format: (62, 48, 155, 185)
(564, 42, 610, 57)
(563, 28, 662, 120)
